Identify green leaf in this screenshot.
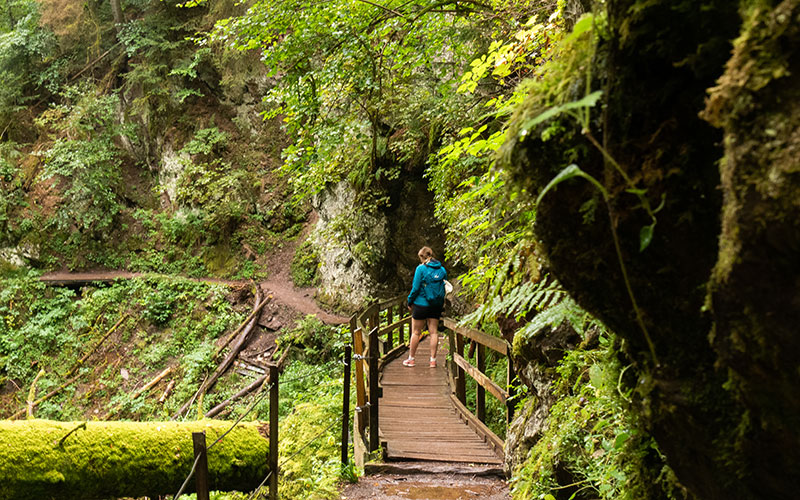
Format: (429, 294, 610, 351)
(614, 431, 631, 450)
(536, 164, 608, 206)
(519, 90, 603, 134)
(639, 223, 655, 252)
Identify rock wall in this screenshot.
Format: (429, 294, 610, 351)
(311, 176, 446, 309)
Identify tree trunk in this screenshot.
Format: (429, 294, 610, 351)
(0, 419, 269, 499)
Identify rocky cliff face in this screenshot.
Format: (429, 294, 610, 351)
(312, 176, 445, 309)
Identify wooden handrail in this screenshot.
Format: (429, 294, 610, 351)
(452, 353, 507, 404)
(442, 317, 508, 355)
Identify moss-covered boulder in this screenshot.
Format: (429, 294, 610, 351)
(0, 419, 269, 499)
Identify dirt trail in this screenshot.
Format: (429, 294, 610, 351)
(340, 467, 510, 500)
(258, 214, 350, 325)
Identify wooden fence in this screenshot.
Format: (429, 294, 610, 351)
(342, 295, 515, 466)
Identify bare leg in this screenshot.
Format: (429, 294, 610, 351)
(408, 318, 426, 360)
(427, 317, 440, 362)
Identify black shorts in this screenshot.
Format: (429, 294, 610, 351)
(411, 303, 443, 320)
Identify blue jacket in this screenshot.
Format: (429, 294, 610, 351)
(407, 260, 447, 307)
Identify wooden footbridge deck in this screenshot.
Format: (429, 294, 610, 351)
(380, 338, 503, 464)
(344, 296, 514, 471)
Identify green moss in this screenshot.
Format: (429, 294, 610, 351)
(0, 419, 268, 499)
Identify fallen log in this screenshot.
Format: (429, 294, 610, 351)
(175, 291, 269, 419)
(204, 347, 291, 419)
(0, 419, 269, 500)
(214, 288, 271, 358)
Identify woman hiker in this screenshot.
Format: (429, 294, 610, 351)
(404, 246, 447, 368)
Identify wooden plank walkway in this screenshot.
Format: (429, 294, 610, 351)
(379, 337, 503, 465)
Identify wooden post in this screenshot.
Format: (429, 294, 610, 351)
(341, 344, 351, 467)
(352, 323, 367, 436)
(447, 329, 457, 389)
(398, 305, 405, 345)
(370, 307, 381, 356)
(368, 327, 380, 453)
(476, 343, 486, 423)
(192, 432, 210, 500)
(269, 364, 279, 500)
(507, 355, 516, 424)
(455, 334, 466, 405)
(386, 303, 394, 351)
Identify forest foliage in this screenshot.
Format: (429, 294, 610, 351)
(0, 0, 710, 498)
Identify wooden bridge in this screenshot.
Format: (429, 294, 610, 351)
(343, 296, 515, 471)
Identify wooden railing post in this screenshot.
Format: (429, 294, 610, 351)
(398, 304, 406, 345)
(341, 344, 351, 466)
(455, 334, 466, 405)
(368, 327, 380, 453)
(370, 306, 381, 356)
(192, 432, 210, 500)
(476, 343, 486, 423)
(507, 356, 516, 424)
(386, 304, 394, 351)
(269, 364, 279, 500)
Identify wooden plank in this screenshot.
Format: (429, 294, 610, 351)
(450, 394, 504, 458)
(442, 318, 508, 355)
(378, 295, 406, 311)
(385, 449, 503, 464)
(453, 353, 508, 404)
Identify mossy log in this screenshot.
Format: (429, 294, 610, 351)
(0, 419, 269, 499)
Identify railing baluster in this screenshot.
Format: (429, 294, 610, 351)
(368, 327, 380, 453)
(455, 333, 466, 405)
(386, 303, 394, 351)
(269, 364, 278, 500)
(341, 344, 351, 467)
(476, 343, 485, 423)
(507, 356, 516, 424)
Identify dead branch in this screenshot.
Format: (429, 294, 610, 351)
(214, 288, 272, 358)
(158, 380, 175, 403)
(204, 347, 291, 418)
(64, 314, 129, 380)
(131, 367, 173, 400)
(11, 373, 82, 420)
(26, 368, 46, 419)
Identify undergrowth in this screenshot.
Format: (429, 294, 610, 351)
(510, 334, 684, 500)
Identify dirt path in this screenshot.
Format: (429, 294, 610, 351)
(258, 213, 350, 325)
(340, 464, 511, 500)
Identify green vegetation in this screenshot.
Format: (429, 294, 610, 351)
(1, 0, 793, 498)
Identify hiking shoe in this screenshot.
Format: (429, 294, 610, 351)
(429, 359, 437, 368)
(402, 358, 415, 367)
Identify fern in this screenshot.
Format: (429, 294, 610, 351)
(464, 275, 567, 325)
